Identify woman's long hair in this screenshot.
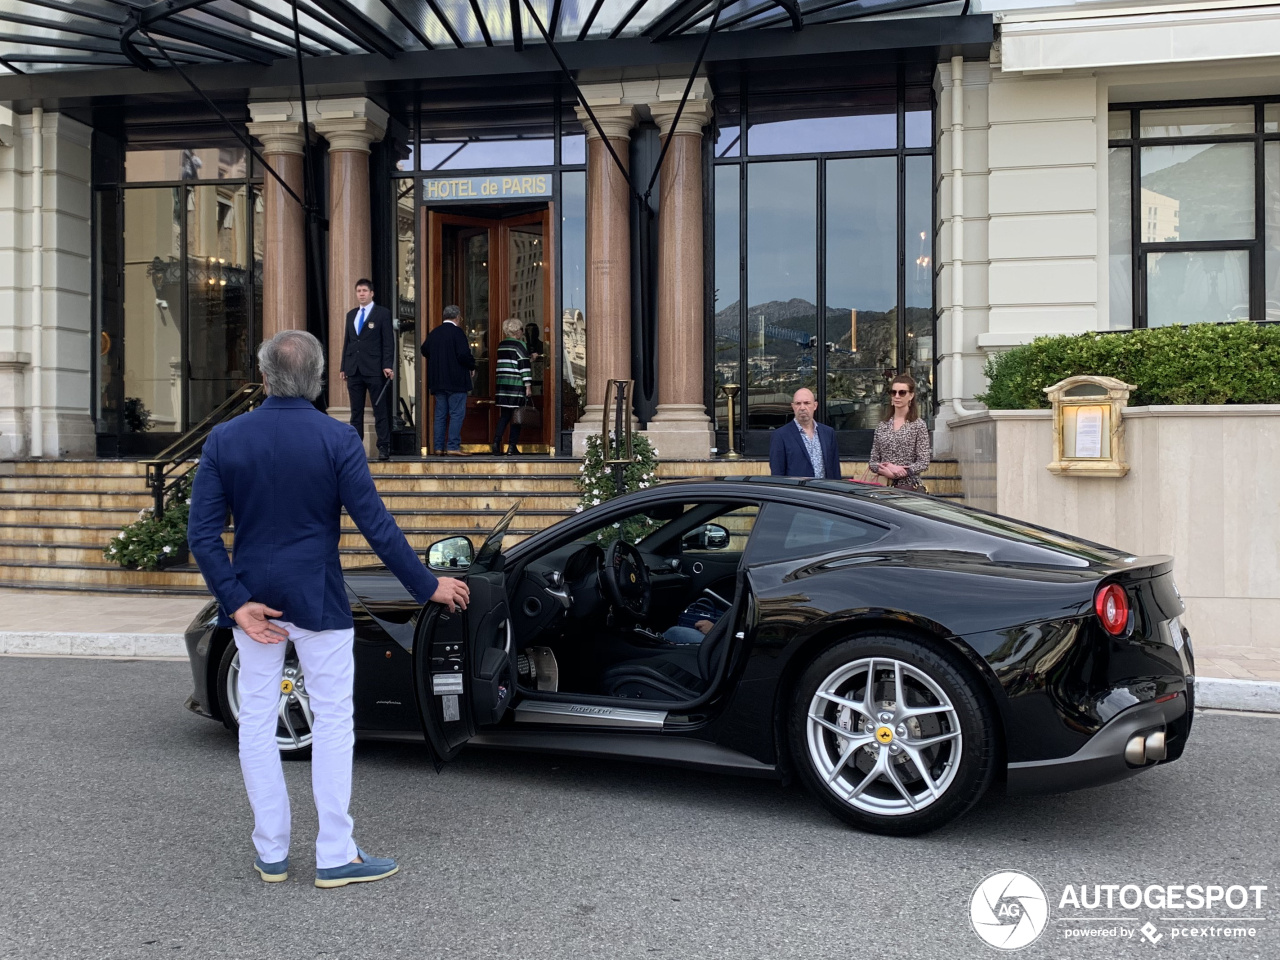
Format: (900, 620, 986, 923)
(881, 373, 920, 424)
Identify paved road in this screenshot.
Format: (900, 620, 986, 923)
(2, 657, 1277, 960)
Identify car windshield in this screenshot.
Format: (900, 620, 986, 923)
(819, 483, 1124, 564)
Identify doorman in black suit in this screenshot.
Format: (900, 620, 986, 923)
(340, 278, 395, 460)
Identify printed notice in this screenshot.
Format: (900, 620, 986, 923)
(1075, 407, 1103, 458)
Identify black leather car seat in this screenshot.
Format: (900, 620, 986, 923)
(600, 609, 735, 701)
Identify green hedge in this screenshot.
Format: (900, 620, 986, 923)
(977, 322, 1280, 409)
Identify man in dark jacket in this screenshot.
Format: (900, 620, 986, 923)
(188, 329, 468, 889)
(769, 387, 841, 479)
(340, 278, 395, 460)
(421, 304, 476, 456)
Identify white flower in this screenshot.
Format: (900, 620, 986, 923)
(591, 498, 600, 505)
(163, 546, 172, 554)
(612, 522, 620, 528)
(574, 506, 583, 513)
(117, 532, 126, 540)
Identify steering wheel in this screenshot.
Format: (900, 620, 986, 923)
(601, 539, 652, 620)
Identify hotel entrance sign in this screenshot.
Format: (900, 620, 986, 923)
(422, 175, 551, 202)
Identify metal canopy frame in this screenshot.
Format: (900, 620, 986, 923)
(0, 0, 971, 75)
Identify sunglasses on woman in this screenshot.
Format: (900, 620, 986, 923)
(890, 388, 912, 397)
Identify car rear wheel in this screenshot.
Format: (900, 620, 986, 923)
(788, 634, 994, 835)
(215, 639, 314, 758)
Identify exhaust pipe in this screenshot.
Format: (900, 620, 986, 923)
(1145, 730, 1167, 762)
(1124, 735, 1146, 766)
(1124, 731, 1167, 766)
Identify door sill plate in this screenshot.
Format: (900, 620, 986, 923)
(514, 700, 667, 729)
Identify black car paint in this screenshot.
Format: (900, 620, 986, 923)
(184, 478, 1193, 793)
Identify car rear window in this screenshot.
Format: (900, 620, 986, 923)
(748, 503, 887, 563)
(850, 488, 1122, 564)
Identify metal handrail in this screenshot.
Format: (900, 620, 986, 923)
(142, 382, 264, 517)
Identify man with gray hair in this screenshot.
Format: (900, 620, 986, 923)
(421, 304, 476, 455)
(188, 330, 469, 889)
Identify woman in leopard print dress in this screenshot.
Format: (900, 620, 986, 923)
(868, 374, 930, 490)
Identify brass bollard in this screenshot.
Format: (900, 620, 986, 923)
(720, 383, 742, 460)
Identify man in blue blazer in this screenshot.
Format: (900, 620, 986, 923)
(340, 278, 395, 460)
(189, 330, 468, 889)
(769, 388, 842, 479)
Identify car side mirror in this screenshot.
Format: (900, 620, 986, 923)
(427, 535, 473, 570)
(683, 523, 730, 551)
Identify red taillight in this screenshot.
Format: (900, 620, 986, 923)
(1095, 583, 1130, 636)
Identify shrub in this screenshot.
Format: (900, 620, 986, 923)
(103, 469, 195, 571)
(575, 433, 660, 546)
(977, 322, 1280, 409)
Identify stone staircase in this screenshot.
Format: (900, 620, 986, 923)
(0, 456, 963, 597)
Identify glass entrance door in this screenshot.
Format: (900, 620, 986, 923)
(426, 208, 553, 453)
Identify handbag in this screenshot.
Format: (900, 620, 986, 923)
(512, 397, 542, 430)
(854, 469, 887, 486)
(891, 475, 928, 494)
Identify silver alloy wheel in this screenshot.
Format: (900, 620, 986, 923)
(806, 656, 962, 817)
(225, 649, 315, 752)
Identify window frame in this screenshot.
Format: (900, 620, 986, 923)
(1111, 98, 1276, 327)
(710, 66, 937, 457)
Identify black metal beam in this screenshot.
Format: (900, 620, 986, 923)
(750, 0, 946, 31)
(308, 0, 402, 57)
(0, 16, 994, 103)
(421, 0, 467, 48)
(575, 0, 607, 41)
(550, 0, 564, 37)
(468, 0, 494, 46)
(609, 0, 651, 40)
(295, 0, 379, 53)
(187, 5, 327, 58)
(511, 0, 523, 51)
(236, 0, 349, 54)
(0, 10, 119, 42)
(643, 0, 713, 40)
(146, 15, 284, 64)
(17, 0, 128, 27)
(375, 0, 435, 50)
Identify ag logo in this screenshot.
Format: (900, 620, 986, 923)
(970, 870, 1049, 950)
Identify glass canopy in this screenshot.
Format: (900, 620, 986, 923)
(0, 0, 967, 74)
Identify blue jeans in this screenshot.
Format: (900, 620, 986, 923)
(433, 391, 467, 452)
(664, 625, 705, 645)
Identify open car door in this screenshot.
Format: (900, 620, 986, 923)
(412, 504, 519, 762)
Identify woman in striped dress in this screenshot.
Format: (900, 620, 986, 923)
(492, 317, 533, 455)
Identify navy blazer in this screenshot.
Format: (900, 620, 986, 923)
(188, 396, 438, 631)
(421, 321, 476, 394)
(340, 302, 394, 379)
(768, 420, 842, 479)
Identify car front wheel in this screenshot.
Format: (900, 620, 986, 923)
(789, 634, 995, 835)
(215, 639, 314, 758)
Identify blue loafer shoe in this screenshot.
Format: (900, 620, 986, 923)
(314, 847, 399, 889)
(253, 856, 289, 883)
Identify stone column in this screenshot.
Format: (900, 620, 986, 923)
(0, 353, 30, 459)
(572, 104, 638, 455)
(647, 98, 715, 459)
(247, 104, 307, 338)
(313, 99, 388, 434)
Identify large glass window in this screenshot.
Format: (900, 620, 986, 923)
(98, 150, 262, 443)
(1109, 101, 1280, 326)
(561, 170, 587, 429)
(715, 71, 935, 453)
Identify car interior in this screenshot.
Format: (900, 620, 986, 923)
(506, 501, 761, 702)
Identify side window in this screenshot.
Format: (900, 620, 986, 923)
(747, 503, 887, 563)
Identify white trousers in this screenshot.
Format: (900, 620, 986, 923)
(233, 622, 359, 869)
